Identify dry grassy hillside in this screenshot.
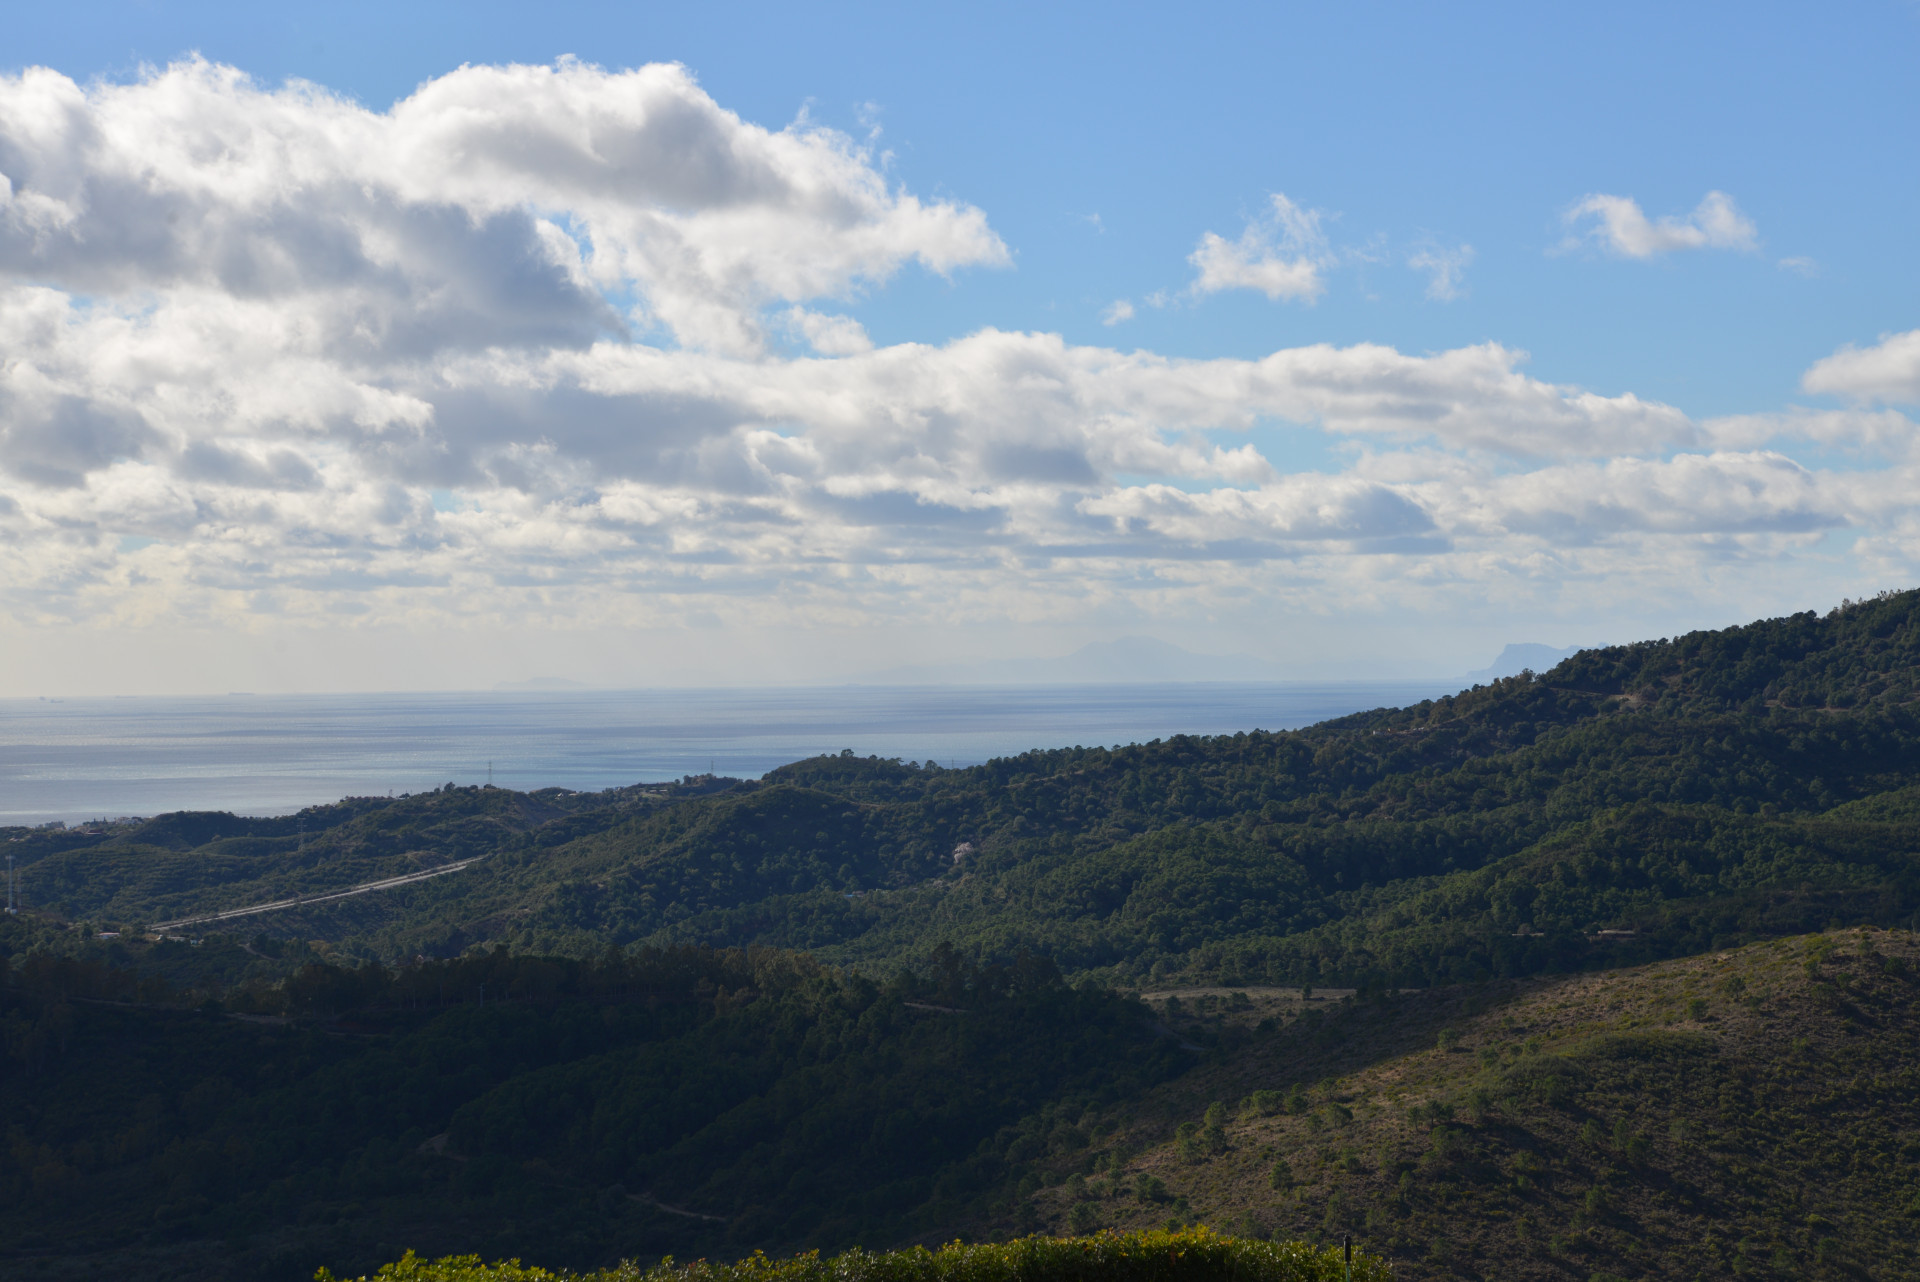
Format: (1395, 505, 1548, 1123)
(1011, 928, 1920, 1280)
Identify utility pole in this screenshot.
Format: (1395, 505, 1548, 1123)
(6, 854, 14, 914)
(488, 761, 493, 787)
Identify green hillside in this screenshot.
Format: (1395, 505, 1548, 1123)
(9, 924, 1919, 1281)
(0, 941, 1188, 1280)
(1033, 926, 1920, 1281)
(8, 591, 1920, 1279)
(316, 1229, 1388, 1282)
(12, 590, 1920, 991)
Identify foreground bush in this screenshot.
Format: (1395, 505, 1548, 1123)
(316, 1229, 1388, 1282)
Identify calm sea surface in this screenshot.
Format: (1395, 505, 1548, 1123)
(0, 682, 1451, 824)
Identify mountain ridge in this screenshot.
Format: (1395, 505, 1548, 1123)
(10, 589, 1920, 990)
(6, 590, 1920, 1279)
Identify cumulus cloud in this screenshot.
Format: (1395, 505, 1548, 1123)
(1467, 452, 1837, 541)
(0, 59, 1904, 644)
(1802, 330, 1920, 406)
(1100, 299, 1134, 325)
(1080, 477, 1439, 555)
(1188, 193, 1330, 302)
(0, 58, 1006, 358)
(1564, 190, 1758, 259)
(781, 308, 873, 355)
(1705, 406, 1920, 456)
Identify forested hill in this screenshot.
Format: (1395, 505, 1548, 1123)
(8, 593, 1920, 1280)
(9, 590, 1920, 992)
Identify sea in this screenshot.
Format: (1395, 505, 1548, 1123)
(0, 681, 1453, 825)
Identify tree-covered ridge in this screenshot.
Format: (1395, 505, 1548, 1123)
(1348, 585, 1920, 735)
(10, 589, 1920, 990)
(6, 780, 711, 931)
(9, 592, 1920, 1279)
(0, 941, 1186, 1280)
(1048, 927, 1920, 1281)
(316, 1229, 1387, 1282)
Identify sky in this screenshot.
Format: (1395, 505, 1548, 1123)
(1, 0, 1918, 694)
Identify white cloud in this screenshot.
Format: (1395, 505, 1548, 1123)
(1100, 299, 1135, 325)
(0, 58, 1006, 358)
(1802, 330, 1920, 406)
(1462, 452, 1838, 541)
(782, 308, 873, 355)
(0, 59, 1906, 662)
(1188, 193, 1330, 302)
(1080, 476, 1437, 552)
(1407, 243, 1474, 301)
(1563, 190, 1758, 259)
(1706, 406, 1920, 456)
(1778, 256, 1818, 277)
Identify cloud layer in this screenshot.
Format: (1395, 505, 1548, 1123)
(0, 60, 1913, 650)
(1802, 330, 1920, 406)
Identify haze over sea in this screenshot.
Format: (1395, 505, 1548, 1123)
(0, 682, 1448, 825)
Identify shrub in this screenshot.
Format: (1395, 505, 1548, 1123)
(1499, 1053, 1586, 1107)
(317, 1232, 1392, 1282)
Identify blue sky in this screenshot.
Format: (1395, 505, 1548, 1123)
(1, 2, 1917, 692)
(20, 1, 1913, 408)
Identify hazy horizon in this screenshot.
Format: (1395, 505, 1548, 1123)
(0, 634, 1574, 699)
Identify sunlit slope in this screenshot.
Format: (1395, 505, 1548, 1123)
(9, 785, 655, 931)
(1037, 927, 1920, 1281)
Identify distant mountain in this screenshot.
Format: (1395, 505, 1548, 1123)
(870, 634, 1285, 684)
(1466, 641, 1581, 683)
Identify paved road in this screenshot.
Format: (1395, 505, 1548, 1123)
(149, 855, 489, 932)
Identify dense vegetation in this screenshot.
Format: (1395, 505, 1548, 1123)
(1056, 926, 1920, 1281)
(8, 590, 1920, 1279)
(16, 589, 1920, 992)
(318, 1229, 1386, 1282)
(0, 942, 1187, 1279)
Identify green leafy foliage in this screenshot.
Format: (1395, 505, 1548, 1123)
(317, 1229, 1387, 1282)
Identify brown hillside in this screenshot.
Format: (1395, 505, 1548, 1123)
(1010, 927, 1920, 1281)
